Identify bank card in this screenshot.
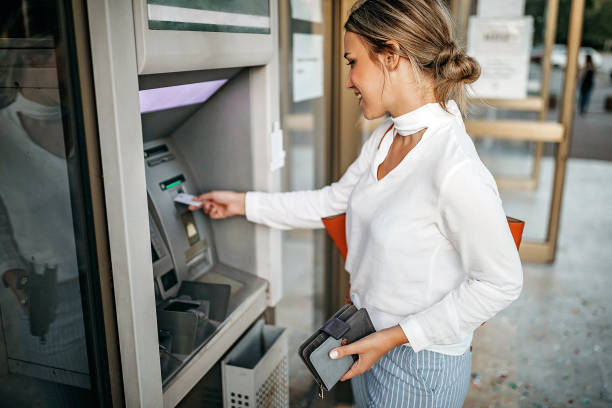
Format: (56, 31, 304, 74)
(173, 193, 202, 207)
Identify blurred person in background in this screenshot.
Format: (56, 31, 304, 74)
(579, 54, 596, 115)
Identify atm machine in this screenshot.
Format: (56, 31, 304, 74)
(144, 127, 266, 386)
(87, 1, 284, 406)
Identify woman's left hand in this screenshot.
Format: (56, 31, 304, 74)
(329, 325, 409, 381)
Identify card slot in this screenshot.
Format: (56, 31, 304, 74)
(300, 332, 328, 383)
(301, 334, 327, 360)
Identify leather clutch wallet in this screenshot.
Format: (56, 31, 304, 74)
(299, 303, 375, 396)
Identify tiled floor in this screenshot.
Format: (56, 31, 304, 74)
(276, 229, 322, 407)
(463, 154, 612, 408)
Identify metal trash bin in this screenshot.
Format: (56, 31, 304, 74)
(222, 320, 288, 408)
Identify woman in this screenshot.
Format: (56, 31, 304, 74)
(0, 39, 90, 404)
(579, 54, 595, 115)
(191, 0, 523, 406)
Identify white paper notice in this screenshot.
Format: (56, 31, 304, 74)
(290, 0, 322, 23)
(477, 0, 525, 18)
(270, 121, 286, 172)
(292, 33, 324, 103)
(467, 17, 533, 99)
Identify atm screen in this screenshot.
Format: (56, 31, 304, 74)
(180, 211, 200, 246)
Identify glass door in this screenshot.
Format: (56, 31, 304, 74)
(276, 0, 334, 403)
(0, 1, 113, 406)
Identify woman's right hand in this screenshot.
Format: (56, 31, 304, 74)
(189, 191, 246, 219)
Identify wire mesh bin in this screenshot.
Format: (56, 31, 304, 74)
(222, 320, 288, 408)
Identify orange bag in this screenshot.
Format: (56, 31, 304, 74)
(506, 216, 525, 251)
(321, 214, 350, 260)
(322, 213, 525, 304)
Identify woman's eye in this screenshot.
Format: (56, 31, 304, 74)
(346, 61, 355, 67)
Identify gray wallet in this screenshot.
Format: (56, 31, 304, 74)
(298, 304, 375, 397)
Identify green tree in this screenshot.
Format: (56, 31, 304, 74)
(525, 0, 611, 49)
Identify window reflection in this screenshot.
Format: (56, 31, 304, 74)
(0, 2, 93, 406)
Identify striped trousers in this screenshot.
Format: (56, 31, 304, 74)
(351, 345, 471, 407)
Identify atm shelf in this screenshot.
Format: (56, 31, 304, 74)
(161, 263, 268, 407)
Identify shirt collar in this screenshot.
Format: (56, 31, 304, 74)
(12, 92, 62, 122)
(391, 100, 460, 136)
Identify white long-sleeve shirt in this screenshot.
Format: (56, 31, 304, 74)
(246, 100, 523, 355)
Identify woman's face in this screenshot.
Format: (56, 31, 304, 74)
(344, 32, 436, 118)
(344, 31, 388, 120)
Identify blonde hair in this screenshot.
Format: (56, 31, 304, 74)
(344, 0, 480, 113)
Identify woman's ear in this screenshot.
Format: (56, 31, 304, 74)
(384, 40, 401, 72)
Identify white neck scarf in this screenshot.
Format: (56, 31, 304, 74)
(391, 100, 459, 136)
(12, 92, 62, 122)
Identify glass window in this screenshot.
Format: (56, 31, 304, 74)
(276, 0, 333, 404)
(0, 1, 104, 406)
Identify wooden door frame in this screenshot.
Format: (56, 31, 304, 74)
(328, 0, 363, 313)
(454, 0, 585, 262)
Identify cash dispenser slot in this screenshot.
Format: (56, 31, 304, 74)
(145, 144, 175, 167)
(144, 144, 169, 157)
(144, 139, 267, 388)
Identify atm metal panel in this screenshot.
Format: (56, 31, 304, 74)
(132, 0, 275, 74)
(144, 139, 215, 285)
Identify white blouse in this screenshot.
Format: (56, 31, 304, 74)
(246, 100, 523, 355)
(0, 94, 79, 283)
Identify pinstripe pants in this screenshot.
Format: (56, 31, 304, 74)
(351, 345, 471, 407)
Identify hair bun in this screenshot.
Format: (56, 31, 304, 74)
(435, 42, 481, 84)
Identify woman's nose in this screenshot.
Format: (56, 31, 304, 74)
(345, 74, 353, 89)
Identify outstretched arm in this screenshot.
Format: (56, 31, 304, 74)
(192, 120, 392, 230)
